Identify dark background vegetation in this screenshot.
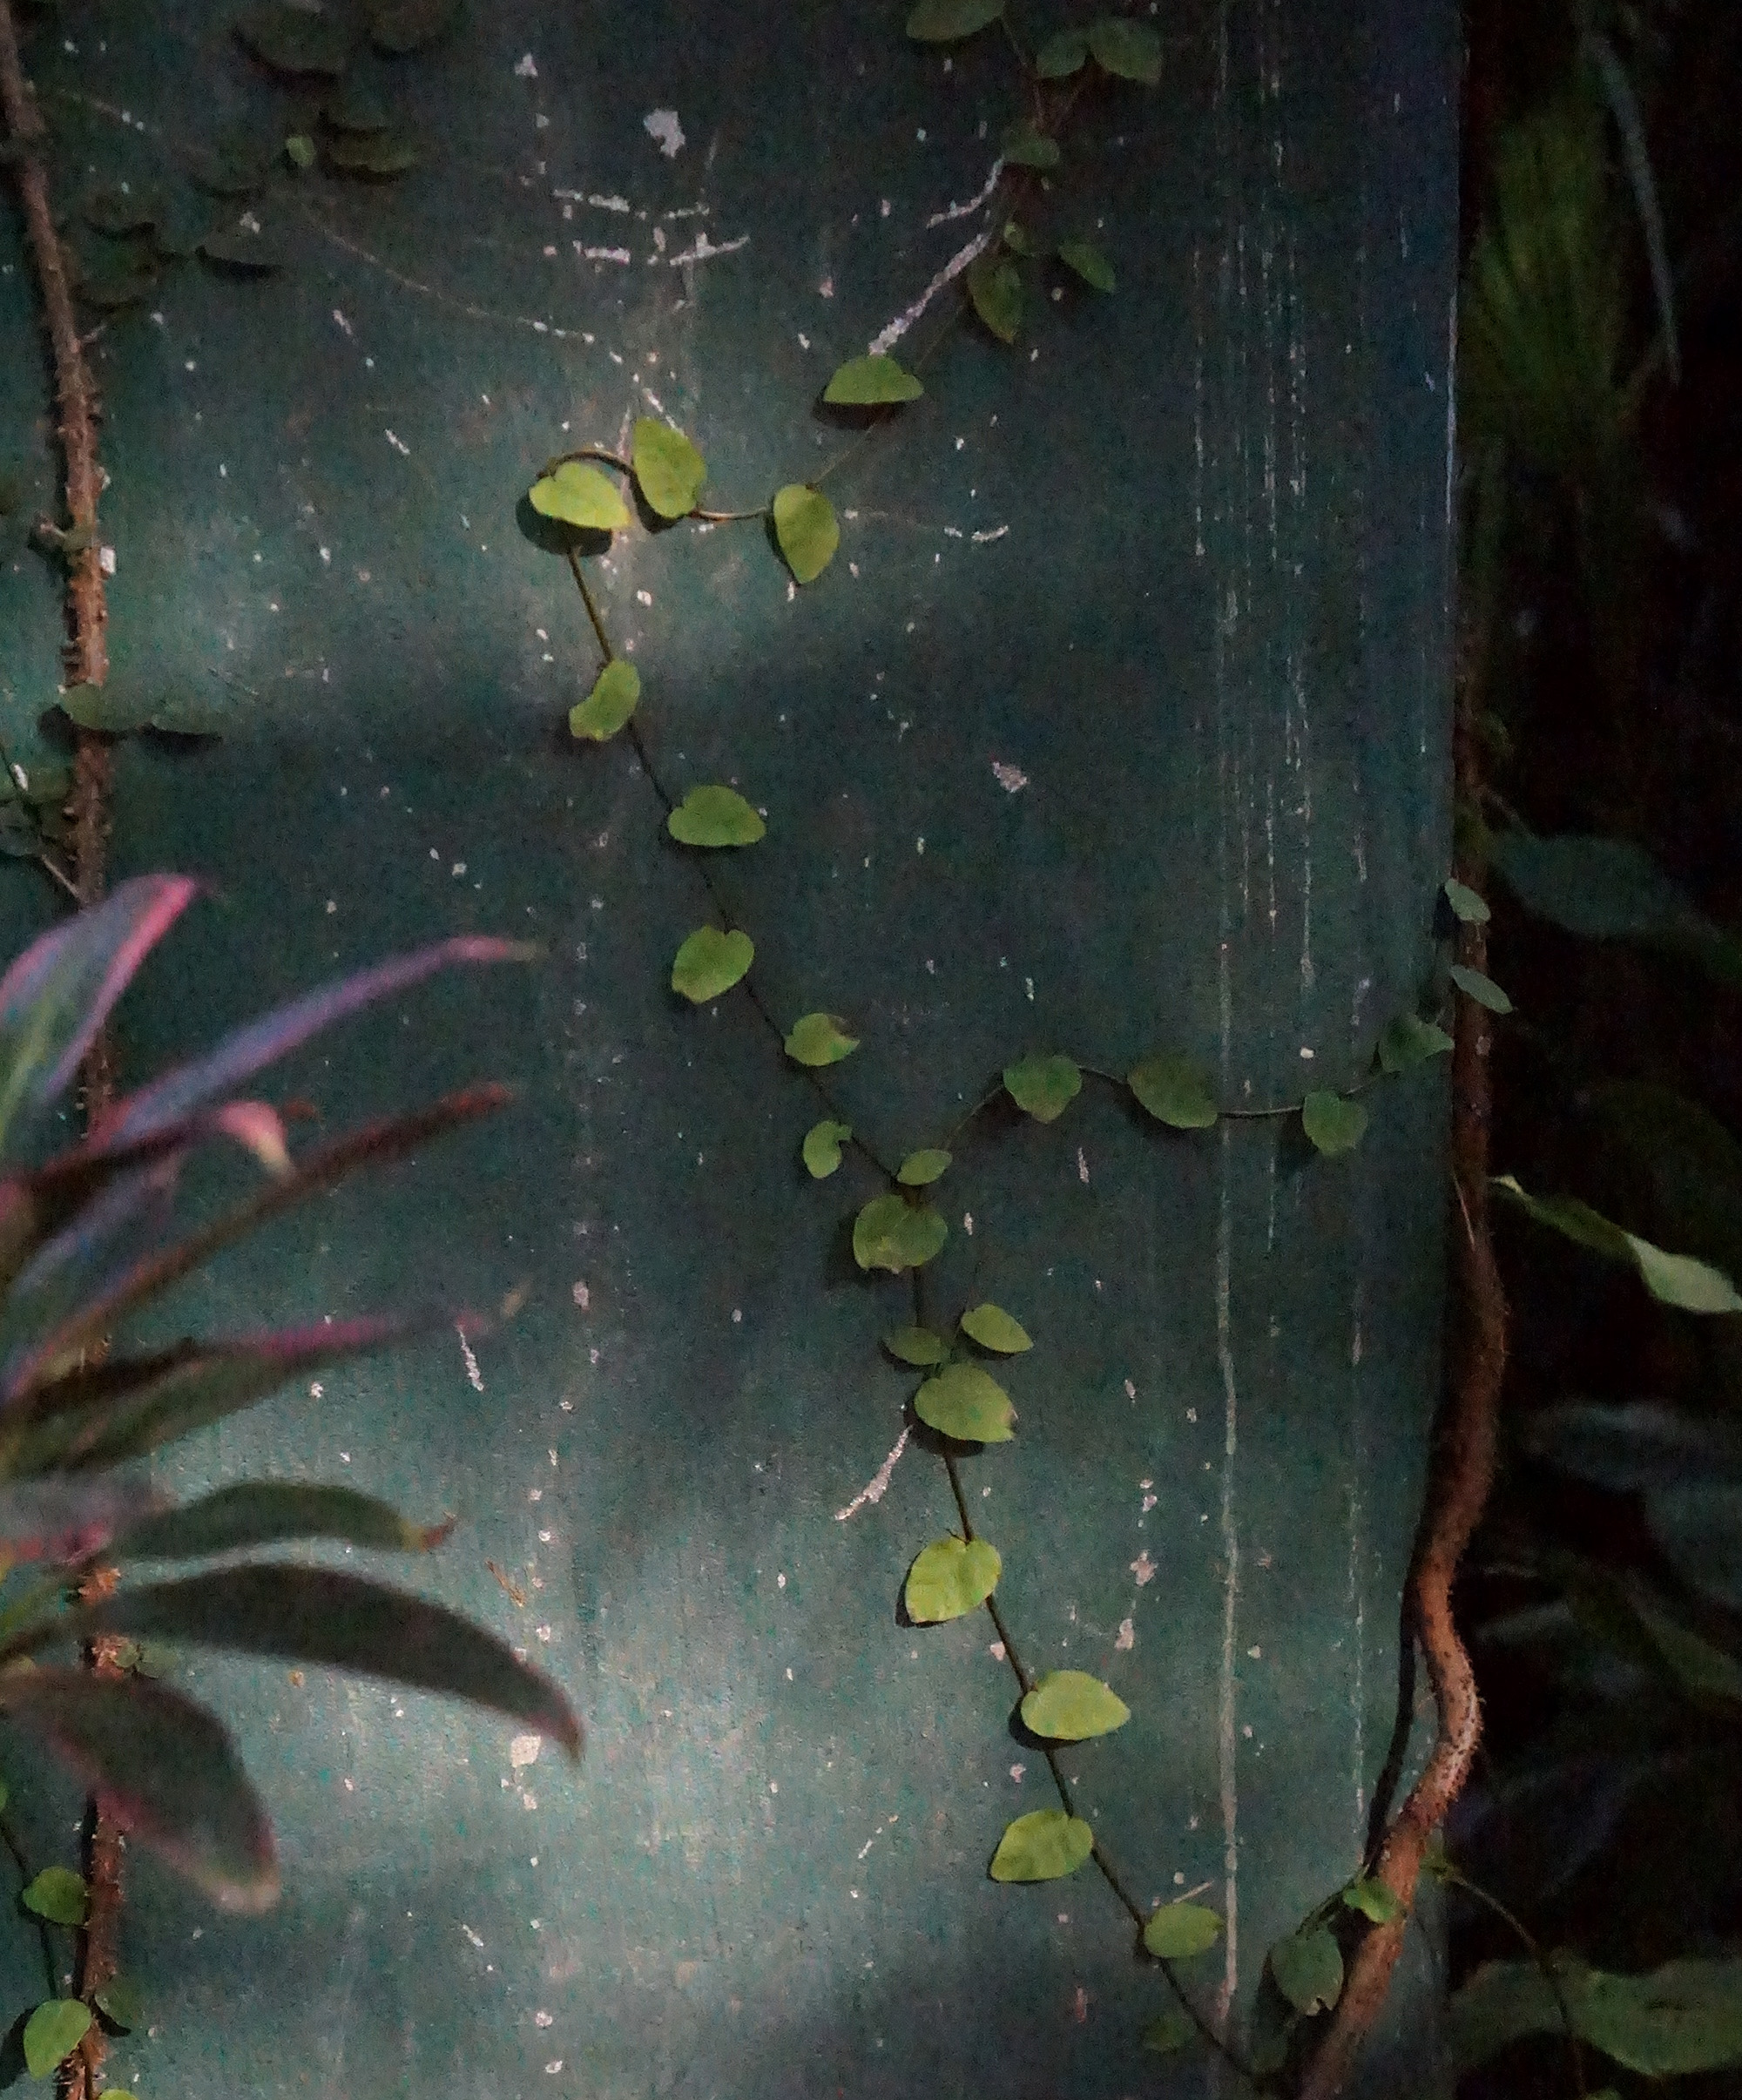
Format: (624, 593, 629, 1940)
(1452, 1, 1742, 2091)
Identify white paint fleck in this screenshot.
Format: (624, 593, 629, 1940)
(1077, 1147, 1090, 1185)
(970, 524, 1009, 544)
(834, 1428, 909, 1521)
(1115, 1617, 1135, 1651)
(991, 759, 1028, 793)
(535, 2011, 554, 2029)
(1131, 1551, 1156, 1586)
(989, 1641, 1005, 1660)
(580, 246, 632, 265)
(572, 1281, 590, 1309)
(385, 430, 410, 456)
(462, 1924, 484, 1948)
(456, 1324, 483, 1393)
(510, 1734, 542, 1770)
(1009, 1762, 1025, 1782)
(643, 109, 685, 157)
(513, 51, 537, 76)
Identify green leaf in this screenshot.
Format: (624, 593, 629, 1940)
(1494, 1177, 1742, 1313)
(1270, 1925, 1345, 2016)
(1301, 1091, 1368, 1157)
(915, 1362, 1013, 1442)
(199, 225, 287, 272)
(569, 659, 641, 742)
(1378, 1011, 1455, 1075)
(823, 354, 923, 406)
(10, 1568, 581, 1754)
(989, 1808, 1093, 1882)
(1451, 1955, 1742, 2077)
(186, 138, 271, 198)
(1443, 878, 1490, 923)
(1143, 1903, 1224, 1960)
(1058, 239, 1116, 291)
(667, 785, 765, 847)
(1004, 1052, 1081, 1124)
(1002, 218, 1034, 255)
(1129, 1052, 1218, 1129)
(967, 252, 1023, 344)
(22, 1866, 88, 1926)
(853, 1194, 948, 1273)
(896, 1148, 950, 1186)
(801, 1119, 851, 1178)
(631, 417, 706, 520)
(784, 1012, 858, 1066)
(1020, 1669, 1130, 1740)
(671, 926, 753, 1003)
(83, 182, 162, 235)
(285, 132, 316, 169)
(1448, 962, 1512, 1014)
(1002, 123, 1061, 169)
(906, 0, 1003, 40)
(1087, 15, 1163, 81)
(1343, 1877, 1403, 1924)
(773, 484, 839, 584)
(530, 461, 629, 532)
(368, 0, 462, 53)
(93, 1974, 145, 2030)
(115, 1482, 451, 1562)
(23, 2000, 92, 2078)
(1489, 832, 1717, 950)
(1142, 2006, 1199, 2054)
(324, 128, 420, 178)
(324, 80, 393, 132)
(1035, 26, 1090, 74)
(883, 1324, 949, 1367)
(905, 1535, 1001, 1622)
(234, 2, 348, 75)
(959, 1301, 1031, 1353)
(58, 683, 155, 733)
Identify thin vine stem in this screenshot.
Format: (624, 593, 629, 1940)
(1441, 1864, 1587, 2100)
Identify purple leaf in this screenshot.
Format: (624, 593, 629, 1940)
(0, 1666, 278, 1911)
(114, 1481, 453, 1561)
(97, 934, 536, 1149)
(0, 875, 197, 1143)
(9, 1566, 582, 1757)
(3, 1082, 511, 1405)
(0, 1475, 168, 1564)
(7, 1312, 436, 1475)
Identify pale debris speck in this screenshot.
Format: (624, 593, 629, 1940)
(644, 108, 685, 157)
(385, 430, 409, 456)
(510, 1734, 542, 1770)
(989, 1640, 1005, 1660)
(572, 1280, 590, 1309)
(1124, 1378, 1137, 1400)
(98, 545, 116, 576)
(462, 1924, 484, 1948)
(1009, 1762, 1025, 1781)
(1115, 1617, 1135, 1651)
(514, 51, 537, 75)
(1077, 1147, 1090, 1185)
(1248, 1644, 1262, 1659)
(991, 759, 1029, 793)
(1131, 1550, 1157, 1585)
(536, 2011, 554, 2029)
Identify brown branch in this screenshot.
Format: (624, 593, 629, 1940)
(2, 12, 124, 2090)
(1298, 644, 1508, 2100)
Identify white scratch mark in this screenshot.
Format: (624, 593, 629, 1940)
(926, 159, 1004, 226)
(643, 109, 685, 157)
(971, 523, 1009, 544)
(1077, 1146, 1090, 1185)
(579, 245, 632, 266)
(869, 225, 996, 355)
(456, 1324, 483, 1393)
(834, 1428, 909, 1520)
(668, 232, 749, 267)
(1215, 1125, 1241, 2016)
(462, 1923, 484, 1948)
(384, 430, 409, 456)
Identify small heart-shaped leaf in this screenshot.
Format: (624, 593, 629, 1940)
(915, 1363, 1013, 1442)
(802, 1119, 851, 1178)
(1129, 1053, 1218, 1129)
(1020, 1669, 1130, 1740)
(773, 484, 839, 584)
(1088, 16, 1162, 81)
(897, 1148, 951, 1185)
(1058, 239, 1116, 291)
(1143, 1902, 1224, 1960)
(1378, 1012, 1454, 1075)
(785, 1012, 859, 1066)
(906, 0, 1003, 40)
(853, 1195, 948, 1273)
(23, 2001, 93, 2079)
(883, 1325, 949, 1367)
(670, 926, 753, 1003)
(989, 1809, 1093, 1882)
(632, 417, 707, 519)
(1301, 1091, 1367, 1157)
(905, 1536, 1001, 1622)
(960, 1302, 1031, 1354)
(530, 461, 630, 532)
(823, 354, 923, 406)
(667, 785, 764, 846)
(1448, 962, 1512, 1014)
(569, 659, 640, 741)
(1005, 1052, 1081, 1124)
(967, 252, 1023, 343)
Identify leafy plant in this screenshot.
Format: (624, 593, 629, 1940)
(0, 875, 577, 2074)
